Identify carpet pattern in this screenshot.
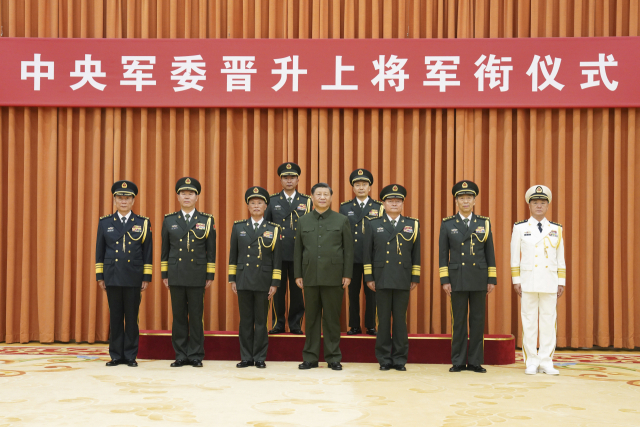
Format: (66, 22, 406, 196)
(1, 345, 639, 426)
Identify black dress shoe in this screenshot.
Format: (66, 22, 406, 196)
(347, 327, 362, 335)
(379, 364, 392, 371)
(393, 364, 406, 371)
(298, 361, 318, 370)
(327, 362, 343, 371)
(467, 364, 487, 373)
(191, 360, 203, 367)
(106, 359, 122, 367)
(366, 328, 377, 336)
(126, 359, 138, 367)
(449, 364, 466, 372)
(269, 327, 285, 334)
(289, 329, 304, 335)
(255, 361, 266, 369)
(170, 359, 187, 367)
(236, 360, 255, 368)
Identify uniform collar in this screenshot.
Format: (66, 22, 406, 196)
(182, 208, 196, 218)
(283, 190, 297, 200)
(117, 211, 132, 221)
(386, 213, 401, 223)
(529, 216, 549, 226)
(458, 212, 473, 221)
(313, 208, 332, 219)
(252, 217, 264, 227)
(355, 196, 370, 206)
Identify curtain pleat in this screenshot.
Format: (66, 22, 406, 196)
(1, 0, 639, 349)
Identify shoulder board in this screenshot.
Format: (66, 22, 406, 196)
(405, 216, 419, 222)
(299, 193, 310, 199)
(138, 215, 149, 220)
(514, 219, 528, 225)
(476, 215, 489, 220)
(340, 200, 351, 205)
(374, 199, 383, 205)
(442, 215, 456, 222)
(550, 221, 562, 227)
(366, 216, 383, 221)
(198, 212, 213, 217)
(100, 214, 112, 220)
(234, 219, 247, 224)
(165, 211, 178, 217)
(268, 221, 282, 230)
(270, 192, 280, 197)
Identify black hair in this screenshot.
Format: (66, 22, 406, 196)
(311, 182, 333, 195)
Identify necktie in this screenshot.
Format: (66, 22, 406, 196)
(538, 222, 543, 233)
(391, 219, 396, 228)
(254, 222, 260, 231)
(185, 214, 190, 224)
(121, 216, 126, 225)
(360, 202, 365, 209)
(463, 218, 469, 228)
(287, 197, 292, 205)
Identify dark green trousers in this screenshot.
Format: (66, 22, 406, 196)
(450, 290, 486, 366)
(375, 289, 410, 366)
(302, 286, 343, 363)
(237, 290, 270, 362)
(169, 286, 206, 361)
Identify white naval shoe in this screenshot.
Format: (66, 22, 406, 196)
(538, 364, 560, 375)
(525, 365, 538, 375)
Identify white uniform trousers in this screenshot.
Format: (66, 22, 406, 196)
(521, 292, 557, 368)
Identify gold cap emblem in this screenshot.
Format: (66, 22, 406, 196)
(286, 163, 292, 169)
(253, 187, 259, 193)
(122, 182, 127, 188)
(185, 178, 191, 184)
(462, 182, 468, 188)
(392, 185, 398, 191)
(358, 170, 363, 175)
(536, 186, 542, 193)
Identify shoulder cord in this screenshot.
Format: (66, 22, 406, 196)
(256, 227, 279, 259)
(187, 217, 211, 252)
(395, 222, 418, 256)
(124, 219, 148, 250)
(543, 226, 562, 257)
(470, 219, 490, 256)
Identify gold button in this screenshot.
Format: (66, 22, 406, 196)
(115, 259, 118, 262)
(179, 258, 182, 261)
(116, 241, 119, 244)
(128, 251, 130, 253)
(462, 263, 465, 266)
(461, 243, 464, 246)
(387, 251, 389, 254)
(116, 250, 118, 253)
(399, 262, 402, 265)
(283, 219, 285, 221)
(535, 265, 537, 267)
(400, 243, 402, 246)
(180, 249, 182, 251)
(545, 266, 548, 268)
(180, 239, 182, 242)
(246, 263, 249, 266)
(535, 255, 538, 257)
(462, 253, 464, 256)
(129, 242, 131, 245)
(473, 263, 476, 266)
(256, 265, 259, 267)
(247, 255, 250, 257)
(128, 260, 130, 262)
(386, 261, 389, 263)
(355, 232, 358, 235)
(192, 240, 194, 242)
(192, 259, 194, 262)
(355, 239, 357, 242)
(248, 246, 251, 249)
(191, 250, 194, 252)
(387, 242, 389, 245)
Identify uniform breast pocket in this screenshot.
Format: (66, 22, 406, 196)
(327, 226, 341, 233)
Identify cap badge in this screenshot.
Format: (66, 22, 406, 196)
(392, 185, 398, 191)
(286, 163, 292, 169)
(358, 170, 363, 175)
(536, 186, 542, 193)
(122, 182, 127, 188)
(253, 187, 259, 193)
(462, 182, 468, 188)
(185, 178, 192, 184)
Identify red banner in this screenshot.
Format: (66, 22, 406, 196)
(1, 37, 638, 109)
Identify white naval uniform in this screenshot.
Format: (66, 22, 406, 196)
(510, 217, 566, 369)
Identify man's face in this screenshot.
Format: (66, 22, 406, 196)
(178, 190, 198, 209)
(281, 175, 299, 191)
(312, 187, 332, 209)
(114, 195, 135, 212)
(247, 198, 267, 217)
(456, 194, 475, 212)
(383, 197, 404, 214)
(352, 181, 371, 198)
(529, 199, 549, 217)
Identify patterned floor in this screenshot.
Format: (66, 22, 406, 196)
(1, 344, 639, 426)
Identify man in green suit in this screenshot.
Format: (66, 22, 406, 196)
(294, 183, 354, 371)
(162, 177, 216, 368)
(229, 186, 282, 369)
(363, 184, 420, 371)
(439, 180, 496, 373)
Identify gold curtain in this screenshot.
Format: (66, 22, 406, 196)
(1, 0, 638, 349)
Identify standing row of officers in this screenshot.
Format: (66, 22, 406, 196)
(96, 162, 566, 376)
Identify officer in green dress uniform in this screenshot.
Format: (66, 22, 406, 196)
(264, 162, 311, 334)
(439, 180, 497, 373)
(161, 177, 216, 368)
(229, 186, 282, 369)
(95, 180, 152, 367)
(363, 184, 420, 371)
(340, 168, 383, 336)
(294, 183, 354, 370)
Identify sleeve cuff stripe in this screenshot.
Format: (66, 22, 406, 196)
(439, 272, 449, 277)
(161, 267, 168, 272)
(488, 273, 497, 278)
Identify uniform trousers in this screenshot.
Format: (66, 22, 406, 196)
(521, 292, 557, 368)
(106, 286, 141, 361)
(272, 261, 305, 330)
(450, 291, 486, 366)
(302, 286, 343, 363)
(375, 289, 409, 366)
(348, 263, 376, 330)
(238, 290, 270, 362)
(169, 286, 206, 361)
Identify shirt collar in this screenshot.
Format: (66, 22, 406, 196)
(356, 196, 370, 206)
(283, 190, 297, 200)
(252, 217, 264, 227)
(118, 211, 132, 221)
(459, 212, 473, 221)
(387, 214, 401, 223)
(182, 209, 196, 218)
(529, 217, 549, 226)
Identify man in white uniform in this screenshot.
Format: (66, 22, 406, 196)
(510, 185, 566, 375)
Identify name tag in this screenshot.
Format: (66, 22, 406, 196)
(524, 232, 531, 236)
(347, 211, 355, 216)
(196, 223, 206, 230)
(172, 224, 179, 229)
(263, 231, 273, 238)
(107, 227, 114, 232)
(240, 231, 247, 236)
(369, 210, 379, 217)
(274, 205, 281, 210)
(403, 226, 413, 233)
(131, 225, 142, 232)
(297, 204, 307, 211)
(451, 229, 459, 234)
(377, 227, 384, 233)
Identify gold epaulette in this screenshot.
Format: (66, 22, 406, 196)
(340, 200, 351, 205)
(366, 216, 382, 221)
(476, 215, 490, 220)
(100, 214, 112, 220)
(550, 221, 562, 227)
(515, 219, 528, 225)
(374, 199, 383, 205)
(270, 192, 280, 197)
(200, 212, 214, 218)
(300, 193, 310, 198)
(268, 221, 282, 230)
(234, 219, 247, 224)
(406, 216, 419, 222)
(138, 215, 149, 220)
(165, 211, 178, 217)
(442, 215, 456, 222)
